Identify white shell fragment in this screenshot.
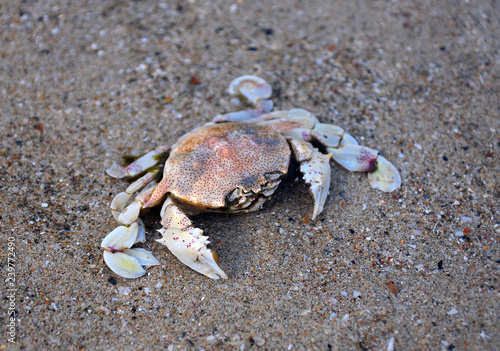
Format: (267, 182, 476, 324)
(228, 75, 272, 105)
(368, 156, 402, 192)
(101, 222, 138, 252)
(103, 251, 146, 278)
(101, 75, 401, 280)
(328, 144, 379, 172)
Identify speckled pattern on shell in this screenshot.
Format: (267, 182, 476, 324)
(162, 123, 290, 209)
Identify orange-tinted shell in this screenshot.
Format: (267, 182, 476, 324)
(163, 123, 290, 210)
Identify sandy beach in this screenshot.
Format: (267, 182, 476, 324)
(1, 1, 499, 349)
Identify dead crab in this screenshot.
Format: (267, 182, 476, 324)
(101, 75, 401, 279)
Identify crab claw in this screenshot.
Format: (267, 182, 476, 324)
(123, 248, 160, 266)
(156, 229, 228, 279)
(289, 139, 331, 220)
(106, 145, 170, 178)
(300, 149, 331, 220)
(157, 198, 228, 279)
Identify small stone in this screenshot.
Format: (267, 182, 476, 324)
(300, 309, 311, 316)
(254, 336, 266, 347)
(206, 335, 217, 345)
(118, 286, 131, 295)
(136, 63, 148, 72)
(448, 308, 458, 315)
(353, 290, 361, 298)
(98, 306, 110, 315)
(387, 337, 395, 351)
(387, 281, 399, 295)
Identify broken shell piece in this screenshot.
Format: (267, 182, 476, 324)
(228, 75, 272, 105)
(368, 156, 401, 192)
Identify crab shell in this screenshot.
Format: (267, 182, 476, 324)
(147, 123, 290, 215)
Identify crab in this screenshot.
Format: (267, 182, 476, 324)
(101, 75, 401, 280)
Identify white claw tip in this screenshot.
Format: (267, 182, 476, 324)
(368, 156, 401, 192)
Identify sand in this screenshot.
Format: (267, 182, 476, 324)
(1, 0, 499, 350)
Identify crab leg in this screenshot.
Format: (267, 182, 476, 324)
(156, 198, 228, 280)
(101, 172, 161, 278)
(216, 75, 400, 192)
(251, 111, 400, 192)
(106, 145, 170, 179)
